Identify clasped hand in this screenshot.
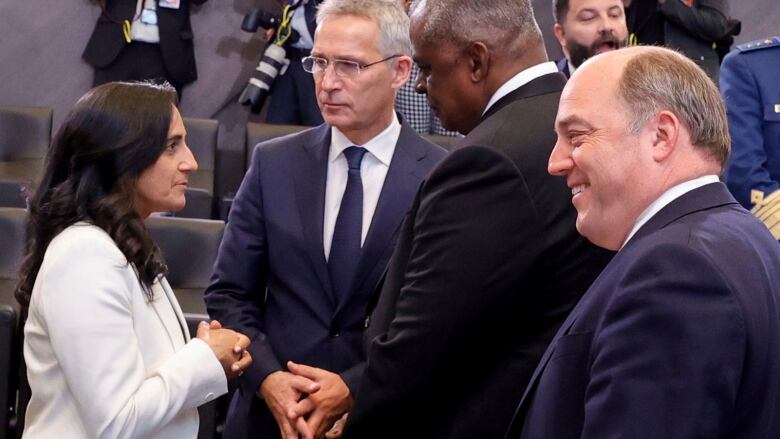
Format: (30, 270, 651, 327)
(196, 320, 252, 380)
(260, 361, 352, 439)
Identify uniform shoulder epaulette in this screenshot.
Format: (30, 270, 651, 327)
(737, 37, 780, 53)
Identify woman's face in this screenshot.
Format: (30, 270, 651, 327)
(134, 106, 198, 218)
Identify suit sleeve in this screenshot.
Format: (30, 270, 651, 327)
(204, 150, 280, 395)
(721, 52, 779, 208)
(659, 0, 730, 42)
(345, 146, 545, 435)
(582, 243, 744, 438)
(37, 231, 226, 439)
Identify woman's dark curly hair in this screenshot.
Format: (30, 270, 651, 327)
(15, 81, 178, 307)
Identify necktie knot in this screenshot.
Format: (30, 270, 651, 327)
(343, 146, 367, 171)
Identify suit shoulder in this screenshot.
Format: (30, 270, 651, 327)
(47, 223, 125, 264)
(251, 125, 324, 159)
(735, 36, 780, 54)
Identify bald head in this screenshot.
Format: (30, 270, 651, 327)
(574, 47, 730, 167)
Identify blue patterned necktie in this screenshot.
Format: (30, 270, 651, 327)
(328, 146, 367, 302)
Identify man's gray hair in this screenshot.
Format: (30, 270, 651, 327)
(316, 0, 412, 56)
(410, 0, 542, 55)
(617, 47, 730, 167)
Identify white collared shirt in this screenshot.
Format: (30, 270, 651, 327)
(290, 0, 314, 50)
(323, 114, 401, 259)
(622, 175, 720, 248)
(131, 0, 161, 43)
(482, 61, 559, 116)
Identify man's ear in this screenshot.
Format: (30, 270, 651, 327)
(649, 110, 681, 163)
(467, 41, 490, 83)
(391, 55, 413, 90)
(553, 23, 567, 52)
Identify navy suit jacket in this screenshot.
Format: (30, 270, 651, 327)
(506, 182, 780, 439)
(204, 120, 445, 438)
(721, 37, 780, 208)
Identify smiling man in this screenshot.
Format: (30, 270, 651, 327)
(552, 0, 629, 77)
(204, 1, 445, 438)
(505, 46, 780, 439)
(341, 0, 612, 438)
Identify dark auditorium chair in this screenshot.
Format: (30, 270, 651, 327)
(145, 216, 224, 314)
(180, 117, 219, 219)
(0, 304, 17, 439)
(0, 106, 52, 184)
(0, 208, 27, 439)
(0, 208, 26, 313)
(0, 181, 30, 209)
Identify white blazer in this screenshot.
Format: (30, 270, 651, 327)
(22, 223, 227, 438)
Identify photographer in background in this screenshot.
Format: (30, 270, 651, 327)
(622, 0, 731, 82)
(83, 0, 207, 98)
(264, 0, 324, 126)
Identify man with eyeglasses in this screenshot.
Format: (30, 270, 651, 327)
(204, 0, 445, 438)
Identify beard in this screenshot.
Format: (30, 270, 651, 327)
(566, 30, 628, 68)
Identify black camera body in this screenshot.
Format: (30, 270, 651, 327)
(238, 7, 301, 113)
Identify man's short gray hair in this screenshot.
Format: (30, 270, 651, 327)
(316, 0, 412, 56)
(617, 47, 730, 167)
(410, 0, 542, 55)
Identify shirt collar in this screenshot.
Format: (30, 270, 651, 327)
(329, 112, 401, 166)
(622, 175, 720, 248)
(482, 61, 559, 116)
(568, 60, 577, 76)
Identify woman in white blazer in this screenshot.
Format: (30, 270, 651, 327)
(15, 81, 252, 438)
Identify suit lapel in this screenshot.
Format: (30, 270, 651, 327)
(335, 123, 430, 313)
(508, 296, 584, 433)
(294, 125, 337, 305)
(626, 182, 738, 247)
(148, 279, 187, 350)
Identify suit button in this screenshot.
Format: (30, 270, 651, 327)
(329, 326, 340, 338)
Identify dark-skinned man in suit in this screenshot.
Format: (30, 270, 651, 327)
(337, 0, 613, 437)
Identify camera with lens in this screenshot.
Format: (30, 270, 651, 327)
(238, 4, 301, 113)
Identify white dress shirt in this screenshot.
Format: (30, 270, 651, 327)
(622, 175, 720, 247)
(323, 114, 401, 259)
(482, 61, 559, 116)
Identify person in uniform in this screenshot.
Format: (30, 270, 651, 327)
(720, 36, 780, 239)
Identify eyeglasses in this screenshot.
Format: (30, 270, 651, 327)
(301, 55, 402, 77)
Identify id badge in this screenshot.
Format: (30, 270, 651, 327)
(140, 8, 158, 25)
(158, 0, 181, 9)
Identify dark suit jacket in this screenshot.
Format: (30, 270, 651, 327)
(507, 182, 780, 439)
(204, 121, 445, 439)
(342, 73, 613, 439)
(82, 0, 206, 85)
(627, 0, 730, 81)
